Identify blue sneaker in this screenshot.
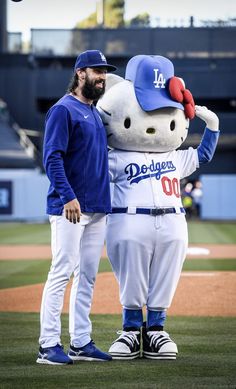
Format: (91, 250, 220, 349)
(68, 340, 112, 362)
(36, 344, 73, 365)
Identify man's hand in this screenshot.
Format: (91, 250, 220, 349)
(64, 199, 82, 224)
(195, 105, 219, 132)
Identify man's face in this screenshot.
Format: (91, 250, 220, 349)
(81, 67, 107, 100)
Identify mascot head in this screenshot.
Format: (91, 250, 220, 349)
(97, 55, 195, 153)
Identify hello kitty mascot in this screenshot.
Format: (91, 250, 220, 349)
(97, 55, 219, 360)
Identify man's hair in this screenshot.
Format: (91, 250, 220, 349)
(67, 72, 79, 94)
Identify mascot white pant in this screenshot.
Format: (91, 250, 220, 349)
(107, 212, 187, 311)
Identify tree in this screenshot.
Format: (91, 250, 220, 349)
(105, 0, 125, 28)
(75, 0, 125, 28)
(127, 13, 150, 27)
(76, 13, 97, 28)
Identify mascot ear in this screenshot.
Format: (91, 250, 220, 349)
(105, 74, 124, 92)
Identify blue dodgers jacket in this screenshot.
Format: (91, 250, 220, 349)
(43, 94, 111, 215)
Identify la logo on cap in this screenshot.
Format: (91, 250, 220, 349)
(153, 68, 166, 89)
(99, 52, 106, 62)
(125, 54, 184, 111)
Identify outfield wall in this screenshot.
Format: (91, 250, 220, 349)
(201, 174, 236, 220)
(0, 169, 49, 221)
(0, 170, 235, 221)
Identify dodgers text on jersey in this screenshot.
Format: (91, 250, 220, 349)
(124, 160, 176, 184)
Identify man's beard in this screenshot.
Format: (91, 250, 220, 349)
(82, 75, 106, 101)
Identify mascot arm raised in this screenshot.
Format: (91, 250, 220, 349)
(195, 105, 220, 164)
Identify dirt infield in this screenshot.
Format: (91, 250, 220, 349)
(0, 271, 236, 316)
(0, 244, 236, 260)
(0, 244, 236, 316)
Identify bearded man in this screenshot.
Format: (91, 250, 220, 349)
(37, 50, 116, 365)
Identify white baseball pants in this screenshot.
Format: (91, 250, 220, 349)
(39, 212, 106, 348)
(106, 213, 188, 310)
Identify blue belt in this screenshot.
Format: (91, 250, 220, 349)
(111, 207, 185, 216)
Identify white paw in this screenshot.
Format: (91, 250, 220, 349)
(195, 105, 219, 131)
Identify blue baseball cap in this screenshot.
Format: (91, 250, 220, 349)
(125, 55, 184, 112)
(74, 50, 117, 72)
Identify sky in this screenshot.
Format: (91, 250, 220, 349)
(7, 0, 236, 42)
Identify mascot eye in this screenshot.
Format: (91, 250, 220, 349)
(124, 117, 131, 129)
(170, 120, 175, 131)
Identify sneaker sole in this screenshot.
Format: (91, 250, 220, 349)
(36, 358, 73, 365)
(68, 355, 111, 362)
(143, 352, 177, 360)
(109, 351, 140, 360)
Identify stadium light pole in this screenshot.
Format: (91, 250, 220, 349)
(0, 0, 7, 53)
(96, 0, 105, 27)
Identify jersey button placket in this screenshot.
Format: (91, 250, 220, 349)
(145, 153, 159, 209)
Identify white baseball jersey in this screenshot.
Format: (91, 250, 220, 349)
(108, 147, 199, 208)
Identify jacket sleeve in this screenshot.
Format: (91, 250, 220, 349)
(197, 127, 220, 164)
(43, 105, 76, 204)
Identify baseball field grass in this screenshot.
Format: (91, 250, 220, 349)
(0, 220, 236, 245)
(0, 221, 236, 388)
(0, 257, 236, 289)
(0, 313, 236, 389)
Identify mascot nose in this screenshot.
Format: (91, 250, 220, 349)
(146, 128, 156, 134)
